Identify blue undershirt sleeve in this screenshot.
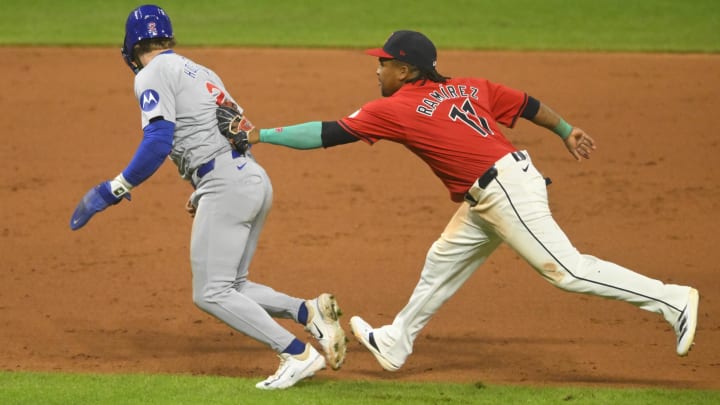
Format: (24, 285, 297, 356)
(121, 119, 174, 186)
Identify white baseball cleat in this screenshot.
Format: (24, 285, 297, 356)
(255, 343, 326, 390)
(674, 288, 699, 356)
(349, 316, 402, 372)
(305, 293, 347, 370)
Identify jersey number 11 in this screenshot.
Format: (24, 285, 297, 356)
(449, 99, 493, 137)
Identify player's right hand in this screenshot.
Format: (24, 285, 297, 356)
(185, 196, 197, 218)
(70, 182, 131, 230)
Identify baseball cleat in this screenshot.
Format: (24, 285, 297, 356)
(255, 343, 326, 390)
(349, 316, 401, 372)
(674, 288, 699, 356)
(305, 293, 348, 370)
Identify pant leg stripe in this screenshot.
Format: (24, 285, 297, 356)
(494, 178, 683, 314)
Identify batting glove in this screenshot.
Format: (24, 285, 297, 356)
(70, 180, 131, 230)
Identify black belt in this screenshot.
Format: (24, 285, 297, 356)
(464, 151, 541, 205)
(196, 149, 243, 179)
(475, 151, 526, 189)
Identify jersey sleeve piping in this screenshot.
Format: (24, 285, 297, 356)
(508, 93, 529, 128)
(337, 119, 375, 145)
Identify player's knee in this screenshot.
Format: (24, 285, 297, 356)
(192, 291, 211, 312)
(535, 254, 598, 291)
(193, 281, 238, 312)
(534, 261, 571, 288)
(192, 287, 219, 312)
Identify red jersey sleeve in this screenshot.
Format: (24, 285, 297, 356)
(338, 98, 406, 144)
(483, 79, 528, 128)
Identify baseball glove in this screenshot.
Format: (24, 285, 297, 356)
(216, 102, 254, 153)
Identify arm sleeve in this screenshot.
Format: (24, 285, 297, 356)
(258, 121, 324, 149)
(258, 120, 360, 149)
(321, 121, 360, 147)
(121, 118, 174, 186)
(520, 96, 540, 120)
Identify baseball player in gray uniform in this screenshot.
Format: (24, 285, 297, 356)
(69, 4, 346, 390)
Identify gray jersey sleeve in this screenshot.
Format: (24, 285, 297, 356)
(133, 51, 243, 179)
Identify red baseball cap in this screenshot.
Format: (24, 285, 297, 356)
(365, 30, 437, 71)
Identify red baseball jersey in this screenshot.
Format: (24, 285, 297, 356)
(338, 78, 530, 202)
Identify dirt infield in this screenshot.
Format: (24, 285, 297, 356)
(1, 47, 719, 389)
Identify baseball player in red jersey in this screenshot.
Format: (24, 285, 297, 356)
(217, 30, 699, 372)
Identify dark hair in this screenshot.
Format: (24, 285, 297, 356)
(406, 68, 450, 84)
(133, 37, 176, 58)
(382, 58, 449, 84)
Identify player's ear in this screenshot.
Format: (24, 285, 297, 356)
(396, 62, 412, 80)
(404, 66, 422, 82)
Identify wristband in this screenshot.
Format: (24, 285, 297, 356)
(109, 174, 132, 198)
(553, 119, 573, 140)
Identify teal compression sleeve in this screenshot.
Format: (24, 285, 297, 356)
(258, 121, 323, 149)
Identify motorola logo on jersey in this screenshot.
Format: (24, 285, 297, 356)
(140, 89, 160, 112)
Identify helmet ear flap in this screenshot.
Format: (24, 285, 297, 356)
(121, 42, 141, 74)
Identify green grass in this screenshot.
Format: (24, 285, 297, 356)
(0, 0, 718, 51)
(1, 371, 718, 405)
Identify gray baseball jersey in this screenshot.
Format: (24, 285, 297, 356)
(134, 50, 304, 352)
(135, 51, 235, 179)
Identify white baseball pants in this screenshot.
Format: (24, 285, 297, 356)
(372, 151, 692, 368)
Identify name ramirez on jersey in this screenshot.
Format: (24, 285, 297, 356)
(416, 84, 479, 116)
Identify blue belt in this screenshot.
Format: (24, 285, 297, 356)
(196, 149, 243, 179)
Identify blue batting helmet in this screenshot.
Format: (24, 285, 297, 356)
(121, 5, 174, 74)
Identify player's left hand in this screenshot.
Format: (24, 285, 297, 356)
(70, 182, 131, 230)
(564, 127, 596, 161)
